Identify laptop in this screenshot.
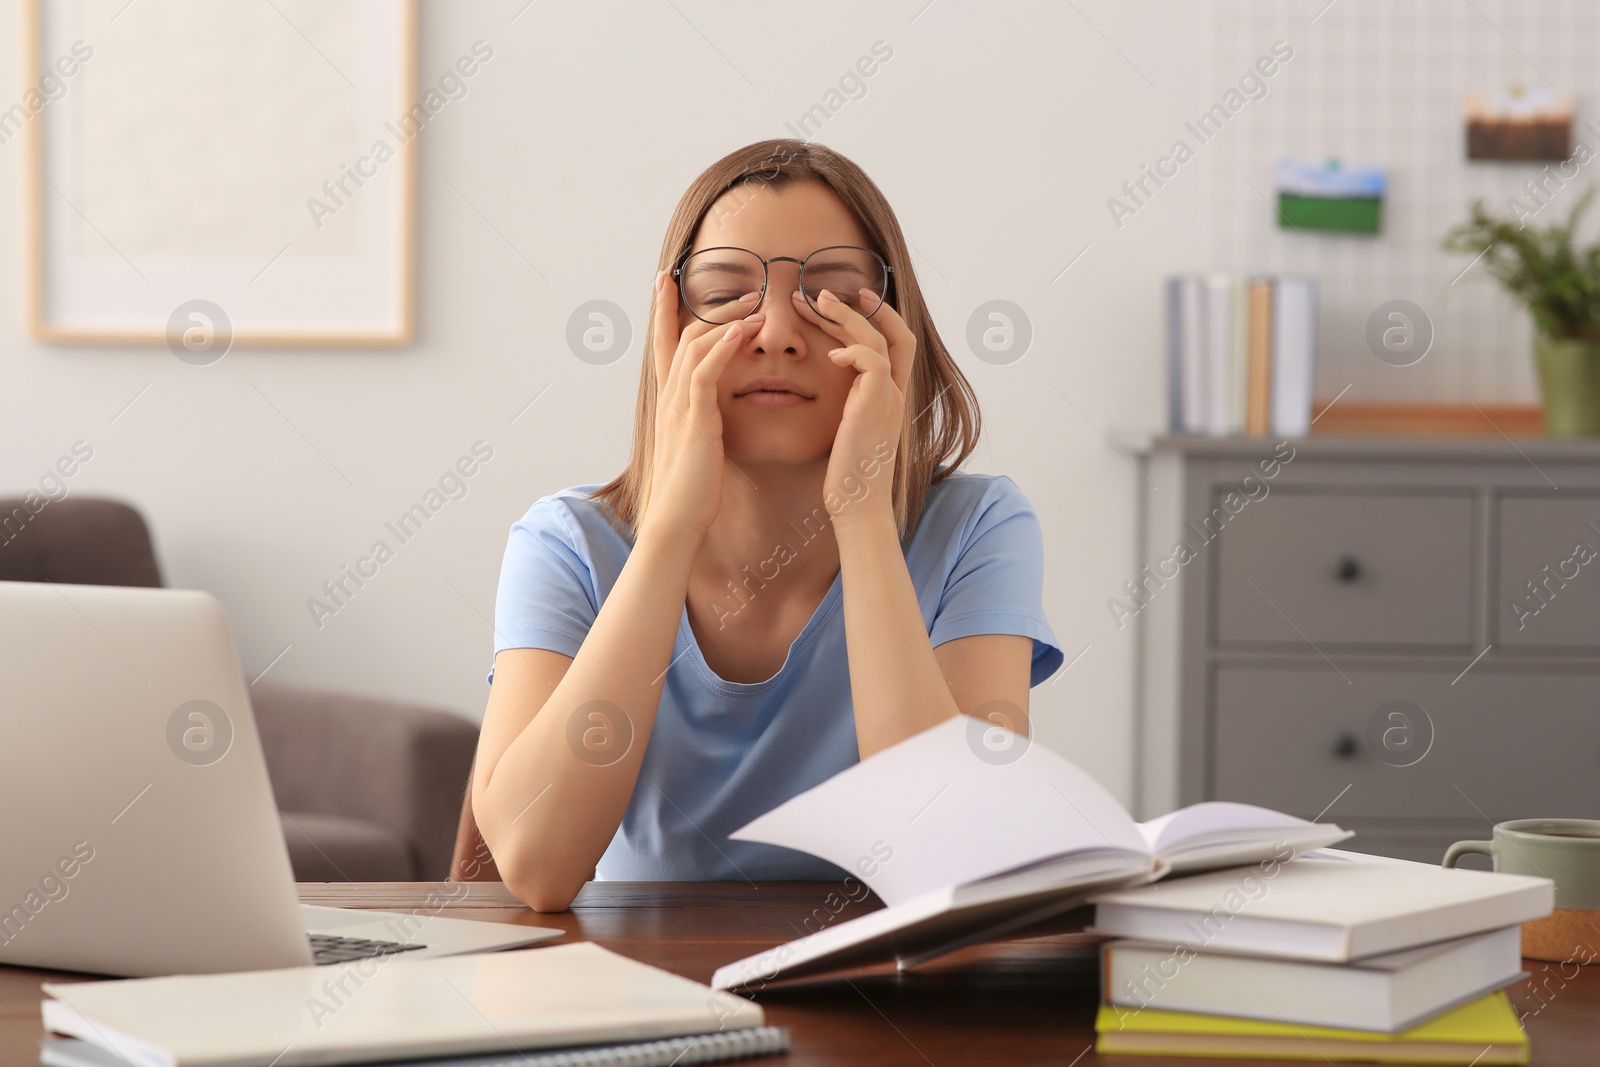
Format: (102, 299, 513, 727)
(0, 579, 561, 978)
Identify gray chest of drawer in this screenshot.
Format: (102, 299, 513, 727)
(1129, 435, 1600, 863)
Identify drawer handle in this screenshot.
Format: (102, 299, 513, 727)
(1334, 556, 1362, 583)
(1333, 733, 1359, 759)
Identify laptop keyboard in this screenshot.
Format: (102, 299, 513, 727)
(308, 932, 427, 965)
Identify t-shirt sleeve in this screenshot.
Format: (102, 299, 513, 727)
(486, 499, 598, 685)
(926, 476, 1065, 686)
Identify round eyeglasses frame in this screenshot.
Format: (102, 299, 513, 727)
(671, 244, 895, 325)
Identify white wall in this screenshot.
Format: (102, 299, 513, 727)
(0, 0, 1570, 808)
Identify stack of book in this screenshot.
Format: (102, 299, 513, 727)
(1165, 273, 1318, 438)
(1089, 851, 1553, 1063)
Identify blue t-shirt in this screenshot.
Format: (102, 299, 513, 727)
(487, 469, 1063, 882)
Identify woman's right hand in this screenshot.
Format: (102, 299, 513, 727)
(641, 270, 761, 538)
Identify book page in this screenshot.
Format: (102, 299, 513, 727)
(1137, 801, 1350, 874)
(729, 716, 1149, 906)
(1138, 801, 1316, 852)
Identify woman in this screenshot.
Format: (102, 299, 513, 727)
(472, 139, 1062, 911)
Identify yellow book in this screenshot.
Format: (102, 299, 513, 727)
(1096, 990, 1528, 1063)
(1245, 277, 1274, 436)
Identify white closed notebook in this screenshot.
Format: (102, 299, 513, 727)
(1102, 925, 1526, 1033)
(1090, 853, 1554, 962)
(42, 942, 763, 1067)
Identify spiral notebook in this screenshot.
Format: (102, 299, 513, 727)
(39, 1028, 792, 1067)
(41, 942, 768, 1067)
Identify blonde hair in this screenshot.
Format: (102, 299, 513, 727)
(590, 139, 981, 540)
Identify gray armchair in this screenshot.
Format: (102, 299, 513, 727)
(0, 495, 478, 881)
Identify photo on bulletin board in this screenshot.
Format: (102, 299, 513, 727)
(1274, 158, 1386, 235)
(1464, 88, 1574, 162)
(25, 0, 416, 346)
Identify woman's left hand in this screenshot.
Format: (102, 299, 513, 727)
(791, 286, 915, 526)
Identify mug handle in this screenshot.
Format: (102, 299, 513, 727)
(1442, 840, 1493, 868)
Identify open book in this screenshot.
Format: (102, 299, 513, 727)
(710, 715, 1350, 990)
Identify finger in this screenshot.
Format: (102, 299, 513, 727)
(788, 288, 863, 350)
(684, 310, 762, 406)
(856, 288, 915, 353)
(688, 317, 756, 414)
(656, 271, 722, 403)
(671, 285, 760, 386)
(827, 341, 892, 380)
(810, 287, 915, 398)
(666, 308, 744, 412)
(656, 268, 754, 398)
(669, 319, 717, 407)
(651, 270, 681, 390)
(795, 287, 889, 354)
(857, 288, 917, 394)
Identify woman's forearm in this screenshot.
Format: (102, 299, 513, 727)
(475, 519, 701, 908)
(833, 507, 961, 759)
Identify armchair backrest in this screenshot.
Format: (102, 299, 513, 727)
(0, 497, 164, 588)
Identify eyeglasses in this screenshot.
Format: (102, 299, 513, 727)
(672, 245, 894, 325)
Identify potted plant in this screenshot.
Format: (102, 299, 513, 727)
(1443, 185, 1600, 436)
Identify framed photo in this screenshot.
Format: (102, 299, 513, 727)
(1274, 158, 1387, 236)
(1464, 88, 1575, 162)
(24, 0, 416, 346)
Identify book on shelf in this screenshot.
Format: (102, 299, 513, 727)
(1095, 989, 1529, 1064)
(1089, 851, 1553, 962)
(1202, 274, 1234, 436)
(1101, 924, 1526, 1033)
(1227, 276, 1250, 434)
(1166, 272, 1317, 438)
(41, 942, 768, 1067)
(1168, 276, 1206, 433)
(1271, 275, 1318, 436)
(709, 715, 1350, 991)
(1245, 276, 1274, 435)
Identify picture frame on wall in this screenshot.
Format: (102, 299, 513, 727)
(24, 0, 416, 346)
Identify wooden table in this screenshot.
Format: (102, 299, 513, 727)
(3, 882, 1598, 1065)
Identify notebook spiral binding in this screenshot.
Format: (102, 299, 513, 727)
(39, 1027, 792, 1067)
(457, 1025, 791, 1067)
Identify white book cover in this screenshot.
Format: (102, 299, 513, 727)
(1228, 277, 1250, 434)
(1102, 925, 1525, 1033)
(1175, 276, 1207, 433)
(1090, 853, 1553, 962)
(711, 717, 1348, 990)
(1270, 275, 1317, 436)
(1202, 274, 1234, 437)
(42, 942, 762, 1067)
(1164, 277, 1184, 433)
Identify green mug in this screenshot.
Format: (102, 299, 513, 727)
(1444, 818, 1600, 963)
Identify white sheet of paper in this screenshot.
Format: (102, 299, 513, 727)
(729, 715, 1149, 907)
